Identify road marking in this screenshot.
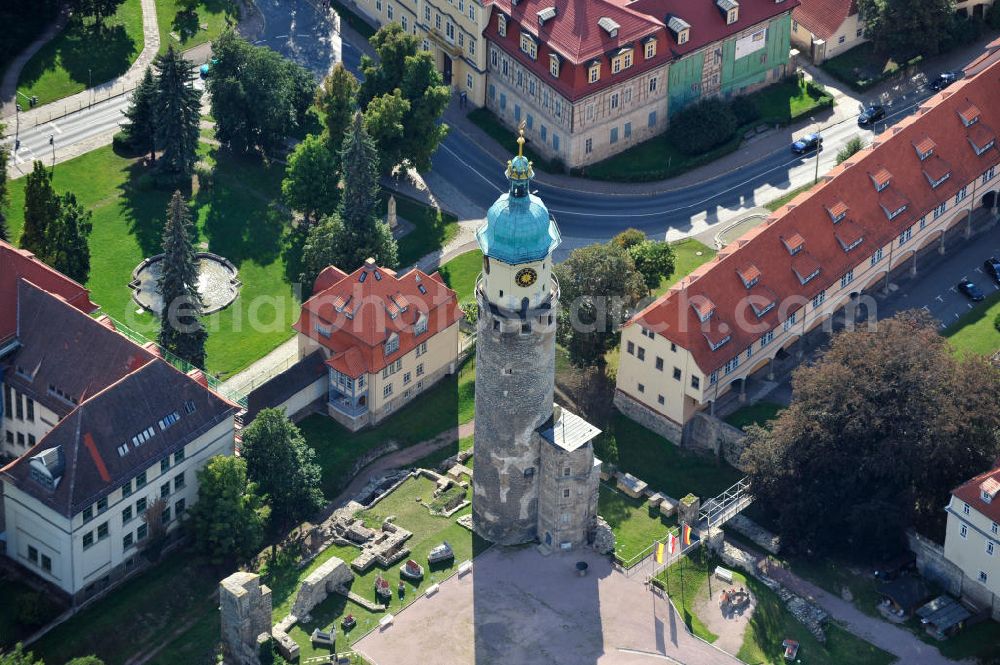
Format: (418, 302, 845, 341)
(921, 305, 930, 312)
(275, 34, 289, 39)
(935, 295, 944, 302)
(439, 142, 505, 195)
(955, 313, 960, 318)
(974, 266, 983, 273)
(46, 122, 62, 135)
(968, 303, 974, 309)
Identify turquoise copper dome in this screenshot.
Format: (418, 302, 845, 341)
(476, 152, 561, 265)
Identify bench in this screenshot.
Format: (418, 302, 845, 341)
(458, 560, 473, 576)
(379, 614, 395, 630)
(425, 583, 440, 597)
(715, 566, 734, 584)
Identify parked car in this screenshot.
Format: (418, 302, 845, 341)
(957, 279, 985, 302)
(858, 104, 886, 127)
(791, 133, 823, 154)
(929, 71, 960, 91)
(984, 257, 1000, 284)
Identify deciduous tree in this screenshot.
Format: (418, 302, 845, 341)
(240, 409, 324, 536)
(299, 213, 346, 293)
(21, 161, 60, 257)
(44, 192, 92, 284)
(0, 644, 43, 665)
(554, 242, 645, 368)
(153, 46, 201, 177)
(158, 191, 207, 367)
(363, 90, 408, 174)
(836, 135, 865, 165)
(628, 240, 675, 294)
(282, 133, 339, 226)
(741, 311, 1000, 559)
(857, 0, 954, 57)
(121, 66, 158, 161)
(316, 63, 359, 151)
(189, 455, 266, 565)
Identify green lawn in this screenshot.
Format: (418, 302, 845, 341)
(751, 77, 833, 126)
(28, 551, 221, 664)
(653, 239, 717, 296)
(155, 0, 238, 54)
(764, 182, 817, 212)
(386, 193, 460, 267)
(785, 557, 882, 617)
(7, 144, 299, 379)
(298, 358, 476, 497)
(724, 401, 785, 431)
(438, 249, 482, 303)
(0, 2, 60, 85)
(17, 0, 145, 105)
(0, 575, 64, 650)
(599, 412, 744, 501)
(653, 550, 719, 643)
(266, 476, 489, 659)
(944, 288, 1000, 357)
(599, 484, 676, 565)
(738, 574, 894, 665)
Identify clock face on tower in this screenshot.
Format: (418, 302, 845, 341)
(515, 268, 538, 288)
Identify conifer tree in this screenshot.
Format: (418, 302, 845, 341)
(158, 191, 207, 367)
(21, 161, 60, 256)
(153, 47, 201, 177)
(336, 113, 397, 269)
(121, 66, 158, 161)
(45, 192, 93, 284)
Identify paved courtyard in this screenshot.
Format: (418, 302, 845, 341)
(354, 546, 742, 665)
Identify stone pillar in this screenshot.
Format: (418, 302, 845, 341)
(678, 494, 700, 529)
(938, 232, 946, 255)
(738, 380, 747, 403)
(965, 208, 973, 239)
(387, 195, 398, 229)
(910, 252, 918, 276)
(766, 358, 775, 381)
(220, 572, 273, 665)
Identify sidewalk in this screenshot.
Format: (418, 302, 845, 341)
(766, 565, 970, 665)
(1, 0, 161, 124)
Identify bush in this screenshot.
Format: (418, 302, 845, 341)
(667, 99, 738, 156)
(111, 131, 142, 158)
(836, 136, 865, 165)
(730, 95, 761, 127)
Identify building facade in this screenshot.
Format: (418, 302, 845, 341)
(791, 0, 867, 64)
(943, 467, 1000, 618)
(483, 0, 796, 168)
(615, 61, 1000, 444)
(471, 138, 601, 549)
(352, 0, 491, 104)
(0, 278, 238, 602)
(294, 259, 463, 432)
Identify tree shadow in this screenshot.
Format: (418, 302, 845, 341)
(118, 161, 198, 258)
(197, 150, 287, 265)
(172, 9, 201, 43)
(59, 23, 136, 86)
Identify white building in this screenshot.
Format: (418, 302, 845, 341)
(943, 467, 1000, 619)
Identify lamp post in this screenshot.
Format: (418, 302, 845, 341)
(49, 135, 55, 174)
(811, 116, 822, 184)
(14, 103, 21, 154)
(88, 68, 93, 108)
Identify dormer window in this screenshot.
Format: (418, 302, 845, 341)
(549, 53, 560, 77)
(706, 333, 731, 351)
(520, 32, 538, 60)
(717, 0, 739, 24)
(982, 477, 1000, 503)
(611, 48, 633, 74)
(644, 37, 656, 59)
(826, 201, 848, 223)
(598, 17, 620, 38)
(958, 103, 981, 127)
(781, 233, 805, 256)
(870, 167, 891, 192)
(793, 264, 820, 285)
(315, 324, 331, 338)
(667, 16, 691, 45)
(968, 123, 997, 156)
(497, 14, 507, 37)
(385, 332, 400, 355)
(738, 264, 760, 288)
(883, 203, 907, 220)
(914, 137, 935, 161)
(536, 6, 556, 26)
(691, 297, 715, 322)
(925, 170, 951, 188)
(588, 61, 601, 83)
(415, 313, 428, 336)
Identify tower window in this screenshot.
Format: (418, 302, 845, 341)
(523, 467, 535, 478)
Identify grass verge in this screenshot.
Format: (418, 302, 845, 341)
(653, 239, 717, 296)
(18, 0, 145, 105)
(653, 549, 718, 643)
(944, 288, 1000, 357)
(724, 401, 785, 431)
(438, 249, 482, 303)
(599, 484, 675, 564)
(387, 192, 459, 267)
(764, 182, 817, 212)
(466, 107, 565, 172)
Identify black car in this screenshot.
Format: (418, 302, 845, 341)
(791, 133, 823, 154)
(929, 71, 960, 91)
(958, 279, 985, 302)
(984, 257, 1000, 284)
(858, 104, 886, 127)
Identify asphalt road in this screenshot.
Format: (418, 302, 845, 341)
(0, 1, 945, 250)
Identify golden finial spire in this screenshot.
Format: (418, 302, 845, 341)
(517, 120, 527, 157)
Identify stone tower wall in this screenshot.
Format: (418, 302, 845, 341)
(536, 431, 601, 550)
(472, 289, 557, 545)
(220, 572, 272, 665)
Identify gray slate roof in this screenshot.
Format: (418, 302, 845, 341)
(2, 354, 238, 519)
(245, 351, 326, 423)
(538, 406, 602, 452)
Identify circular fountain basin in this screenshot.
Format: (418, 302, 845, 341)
(129, 252, 242, 315)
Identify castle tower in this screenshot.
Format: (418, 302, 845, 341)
(472, 132, 601, 549)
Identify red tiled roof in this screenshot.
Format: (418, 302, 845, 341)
(958, 102, 981, 125)
(913, 136, 936, 156)
(628, 60, 1000, 375)
(791, 0, 857, 41)
(484, 0, 797, 101)
(292, 260, 462, 378)
(0, 241, 97, 341)
(834, 219, 866, 251)
(826, 200, 848, 219)
(953, 466, 1000, 525)
(921, 154, 952, 185)
(870, 167, 893, 188)
(738, 264, 761, 285)
(968, 121, 997, 152)
(965, 36, 1000, 76)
